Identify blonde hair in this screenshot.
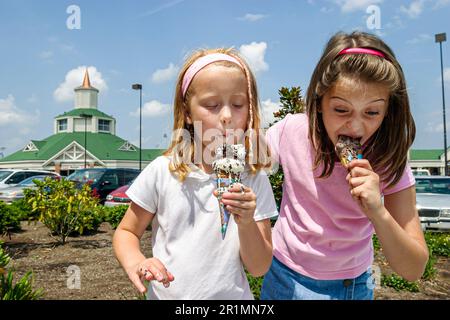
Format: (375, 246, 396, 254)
(306, 31, 415, 187)
(164, 47, 270, 181)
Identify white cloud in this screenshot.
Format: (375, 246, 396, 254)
(445, 68, 450, 84)
(39, 50, 53, 60)
(130, 100, 171, 118)
(0, 94, 39, 126)
(433, 0, 450, 9)
(406, 33, 433, 44)
(151, 63, 179, 84)
(238, 13, 267, 22)
(53, 66, 108, 103)
(400, 0, 426, 18)
(425, 120, 450, 133)
(239, 42, 269, 74)
(140, 0, 185, 17)
(320, 6, 334, 13)
(334, 0, 383, 12)
(260, 99, 281, 128)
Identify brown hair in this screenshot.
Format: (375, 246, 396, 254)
(306, 31, 415, 187)
(164, 47, 270, 181)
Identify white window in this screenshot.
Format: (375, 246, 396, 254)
(58, 119, 68, 131)
(98, 119, 110, 132)
(118, 141, 137, 152)
(23, 142, 38, 152)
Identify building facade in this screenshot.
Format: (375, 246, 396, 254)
(409, 149, 449, 175)
(0, 70, 163, 176)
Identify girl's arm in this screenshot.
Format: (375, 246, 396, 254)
(347, 159, 429, 281)
(218, 184, 274, 277)
(237, 218, 274, 277)
(373, 187, 429, 281)
(113, 202, 174, 292)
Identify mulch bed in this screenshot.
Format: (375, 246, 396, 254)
(1, 221, 449, 300)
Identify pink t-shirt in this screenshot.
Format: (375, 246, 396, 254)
(266, 113, 415, 280)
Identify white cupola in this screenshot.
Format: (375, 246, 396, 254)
(74, 69, 99, 109)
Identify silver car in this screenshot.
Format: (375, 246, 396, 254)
(0, 175, 59, 203)
(415, 176, 450, 231)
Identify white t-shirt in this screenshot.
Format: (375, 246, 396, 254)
(126, 156, 278, 300)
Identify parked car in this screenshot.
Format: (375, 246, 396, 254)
(415, 176, 450, 231)
(104, 179, 134, 207)
(412, 169, 431, 176)
(67, 168, 139, 204)
(0, 169, 60, 189)
(0, 175, 60, 203)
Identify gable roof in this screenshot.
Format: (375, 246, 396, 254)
(55, 108, 114, 120)
(410, 149, 444, 161)
(0, 132, 163, 162)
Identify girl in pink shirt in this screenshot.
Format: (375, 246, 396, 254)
(261, 31, 429, 300)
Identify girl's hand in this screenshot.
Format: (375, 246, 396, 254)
(127, 257, 175, 294)
(214, 183, 257, 226)
(346, 159, 384, 221)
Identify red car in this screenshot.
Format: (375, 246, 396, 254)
(104, 180, 133, 207)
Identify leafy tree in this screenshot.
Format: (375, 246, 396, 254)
(268, 87, 306, 211)
(24, 177, 103, 245)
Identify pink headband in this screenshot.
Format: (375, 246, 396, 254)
(338, 47, 387, 59)
(182, 53, 244, 97)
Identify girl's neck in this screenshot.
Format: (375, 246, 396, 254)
(198, 162, 214, 175)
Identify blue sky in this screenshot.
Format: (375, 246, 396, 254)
(0, 0, 449, 157)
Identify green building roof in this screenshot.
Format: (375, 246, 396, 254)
(410, 149, 444, 161)
(0, 132, 163, 162)
(55, 108, 115, 120)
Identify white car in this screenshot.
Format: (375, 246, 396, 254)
(415, 176, 450, 231)
(0, 175, 60, 203)
(0, 169, 60, 189)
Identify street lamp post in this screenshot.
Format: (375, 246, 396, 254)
(132, 83, 143, 171)
(435, 33, 447, 176)
(80, 113, 92, 169)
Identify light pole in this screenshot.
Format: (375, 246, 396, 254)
(435, 33, 447, 175)
(80, 113, 92, 169)
(132, 83, 143, 171)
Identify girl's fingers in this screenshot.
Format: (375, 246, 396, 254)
(349, 166, 372, 178)
(348, 176, 366, 189)
(148, 259, 175, 284)
(227, 183, 252, 194)
(222, 198, 255, 209)
(350, 185, 369, 200)
(347, 159, 373, 171)
(130, 272, 147, 293)
(222, 190, 256, 201)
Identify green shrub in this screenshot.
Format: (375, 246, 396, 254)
(0, 201, 22, 236)
(24, 177, 102, 244)
(381, 274, 419, 292)
(0, 241, 43, 300)
(246, 272, 264, 300)
(9, 198, 34, 221)
(103, 205, 129, 229)
(424, 232, 450, 257)
(73, 205, 104, 235)
(372, 234, 381, 252)
(422, 252, 437, 280)
(0, 241, 11, 269)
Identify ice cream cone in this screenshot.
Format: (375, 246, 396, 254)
(213, 144, 246, 240)
(335, 135, 363, 168)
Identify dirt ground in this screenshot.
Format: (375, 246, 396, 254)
(1, 221, 449, 300)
